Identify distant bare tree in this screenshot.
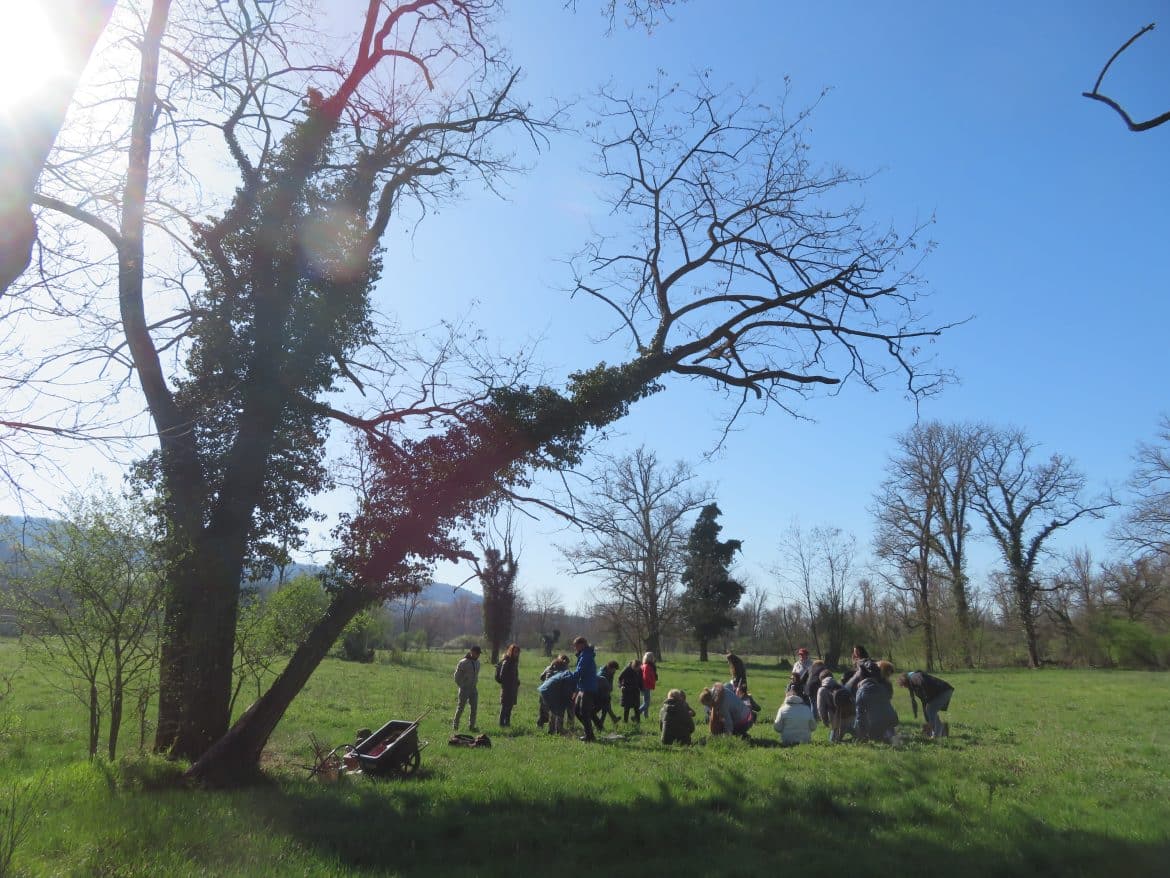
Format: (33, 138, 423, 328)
(527, 586, 565, 655)
(855, 576, 901, 663)
(561, 447, 707, 659)
(450, 593, 479, 638)
(1043, 549, 1108, 664)
(776, 522, 856, 669)
(1102, 555, 1169, 625)
(872, 421, 984, 668)
(971, 427, 1115, 668)
(1115, 415, 1170, 559)
(736, 583, 770, 649)
(872, 428, 943, 670)
(761, 601, 805, 662)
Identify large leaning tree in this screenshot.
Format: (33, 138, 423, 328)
(10, 1, 952, 780)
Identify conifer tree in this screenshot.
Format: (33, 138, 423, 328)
(679, 504, 743, 661)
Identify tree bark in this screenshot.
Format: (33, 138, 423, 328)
(922, 612, 935, 672)
(950, 569, 974, 668)
(187, 587, 369, 784)
(1016, 577, 1042, 669)
(644, 633, 661, 663)
(88, 681, 100, 759)
(156, 519, 253, 758)
(108, 674, 122, 760)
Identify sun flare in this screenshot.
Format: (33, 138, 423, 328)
(0, 4, 69, 113)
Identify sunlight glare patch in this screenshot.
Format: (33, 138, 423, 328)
(0, 5, 68, 113)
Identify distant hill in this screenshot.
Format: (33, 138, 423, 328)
(260, 572, 481, 606)
(419, 581, 482, 606)
(0, 516, 56, 564)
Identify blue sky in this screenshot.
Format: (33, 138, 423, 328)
(5, 1, 1169, 613)
(355, 1, 1170, 606)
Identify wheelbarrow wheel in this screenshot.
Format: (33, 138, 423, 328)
(397, 749, 421, 776)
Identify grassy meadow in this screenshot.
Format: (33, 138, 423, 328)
(1, 638, 1168, 877)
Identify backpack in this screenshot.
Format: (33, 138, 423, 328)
(494, 660, 504, 684)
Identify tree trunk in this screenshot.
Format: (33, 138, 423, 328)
(108, 674, 122, 760)
(644, 633, 660, 663)
(155, 531, 247, 759)
(1016, 577, 1042, 669)
(698, 636, 709, 662)
(950, 568, 974, 668)
(187, 587, 368, 784)
(922, 612, 935, 673)
(137, 688, 151, 752)
(1022, 615, 1041, 669)
(88, 681, 100, 759)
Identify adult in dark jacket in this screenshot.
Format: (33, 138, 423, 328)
(659, 689, 696, 745)
(898, 670, 954, 738)
(802, 659, 827, 706)
(496, 642, 521, 727)
(594, 660, 621, 728)
(537, 669, 576, 735)
(537, 654, 570, 728)
(618, 659, 642, 723)
(815, 671, 843, 725)
(854, 662, 899, 742)
(843, 646, 880, 693)
(570, 636, 599, 741)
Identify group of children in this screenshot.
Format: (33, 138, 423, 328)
(536, 649, 660, 738)
(455, 639, 955, 748)
(767, 645, 956, 746)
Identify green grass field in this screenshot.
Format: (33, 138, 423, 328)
(1, 639, 1168, 877)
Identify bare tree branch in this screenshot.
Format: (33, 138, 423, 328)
(1083, 22, 1170, 132)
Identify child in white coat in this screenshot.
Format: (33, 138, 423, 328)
(773, 691, 817, 746)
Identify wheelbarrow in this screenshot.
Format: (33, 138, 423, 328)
(346, 717, 427, 777)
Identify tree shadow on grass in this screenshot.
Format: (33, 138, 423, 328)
(259, 764, 1170, 878)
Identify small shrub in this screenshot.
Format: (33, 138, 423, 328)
(1103, 619, 1166, 669)
(113, 755, 187, 792)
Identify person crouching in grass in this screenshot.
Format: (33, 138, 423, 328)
(898, 670, 954, 739)
(660, 689, 696, 745)
(699, 682, 755, 738)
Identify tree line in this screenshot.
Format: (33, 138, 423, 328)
(4, 408, 1167, 765)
